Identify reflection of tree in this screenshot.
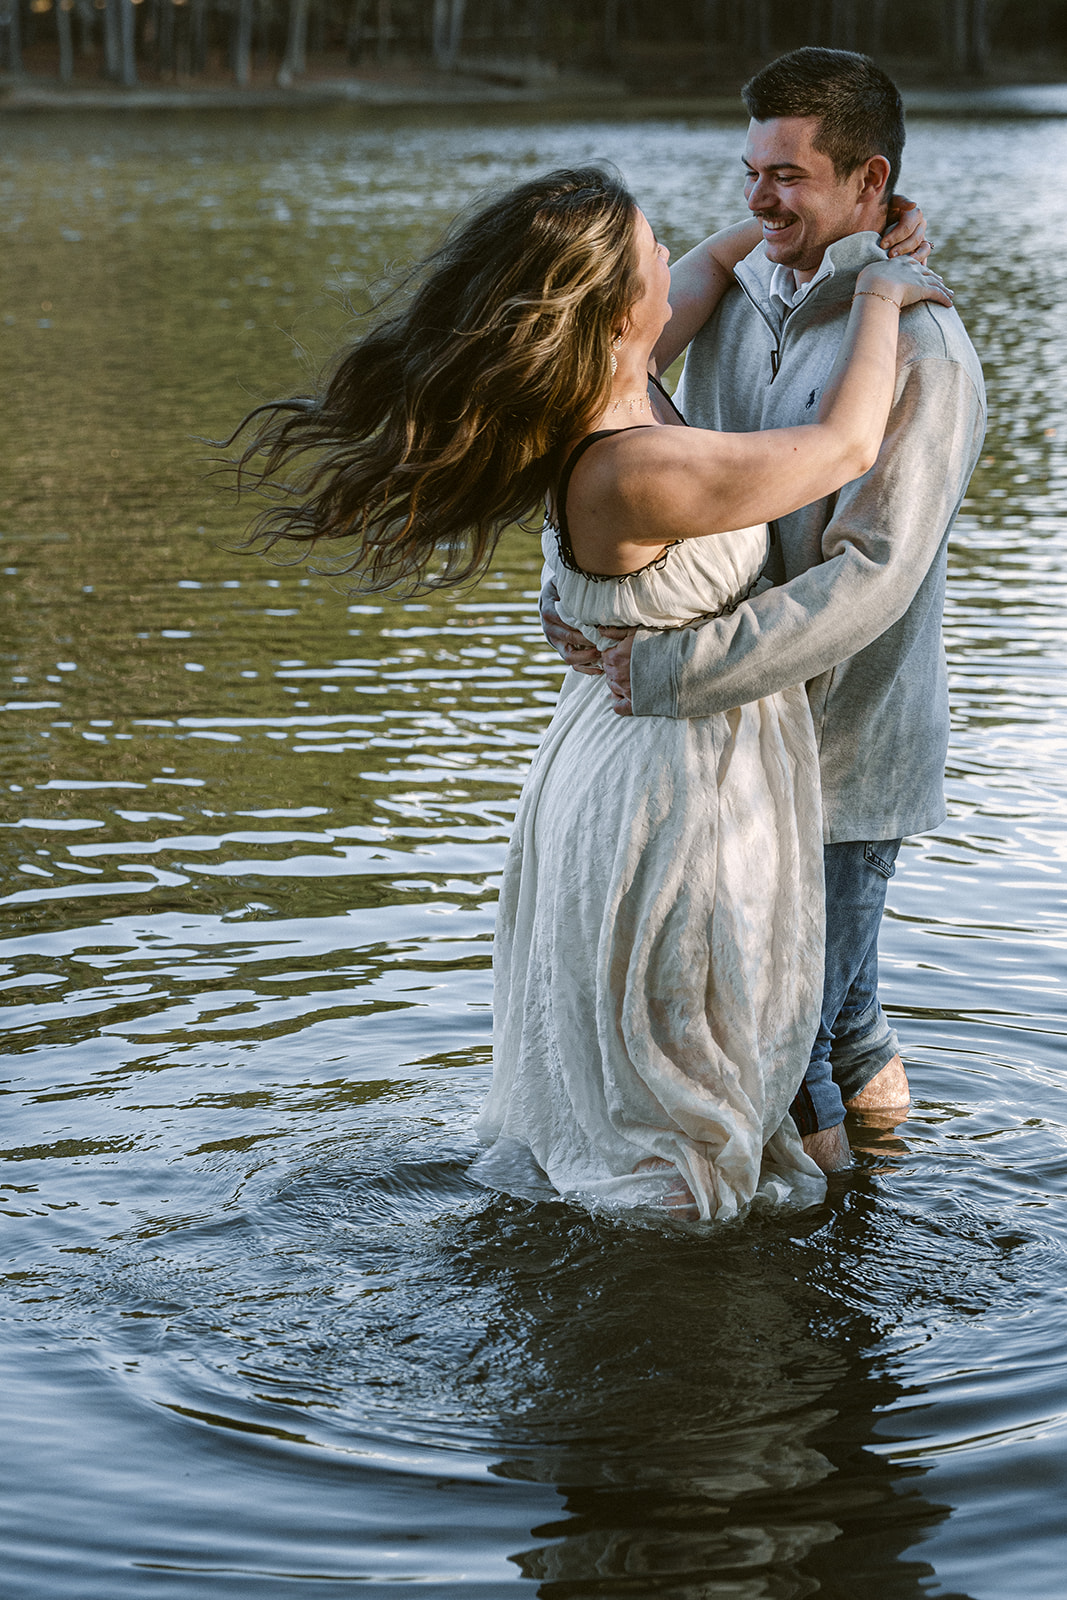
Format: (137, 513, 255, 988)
(445, 1189, 971, 1599)
(2, 0, 1065, 91)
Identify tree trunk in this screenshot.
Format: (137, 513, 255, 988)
(742, 0, 771, 56)
(433, 0, 458, 67)
(945, 0, 968, 74)
(103, 0, 121, 78)
(374, 0, 389, 62)
(431, 0, 446, 64)
(118, 0, 137, 85)
(190, 0, 206, 74)
(75, 0, 94, 58)
(701, 0, 729, 74)
(276, 0, 308, 83)
(967, 0, 990, 74)
(56, 0, 74, 80)
(346, 0, 368, 62)
(0, 0, 23, 74)
(448, 0, 464, 63)
(431, 0, 462, 67)
(156, 0, 175, 75)
(232, 0, 253, 84)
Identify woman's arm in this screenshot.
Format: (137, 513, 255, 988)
(652, 219, 763, 375)
(568, 258, 953, 575)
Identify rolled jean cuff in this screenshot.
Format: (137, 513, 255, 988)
(830, 1001, 900, 1105)
(790, 1058, 846, 1138)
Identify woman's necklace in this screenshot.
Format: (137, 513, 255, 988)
(609, 388, 650, 415)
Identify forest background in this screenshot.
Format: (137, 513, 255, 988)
(1, 0, 1065, 103)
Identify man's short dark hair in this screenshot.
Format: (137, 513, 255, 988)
(742, 47, 904, 197)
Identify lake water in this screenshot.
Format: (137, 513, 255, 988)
(2, 108, 1066, 1599)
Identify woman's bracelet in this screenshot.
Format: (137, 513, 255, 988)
(852, 289, 900, 306)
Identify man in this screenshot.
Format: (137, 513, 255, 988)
(542, 48, 987, 1172)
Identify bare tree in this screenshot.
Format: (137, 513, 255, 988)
(432, 0, 464, 67)
(945, 0, 991, 75)
(742, 0, 772, 56)
(56, 0, 74, 80)
(345, 0, 368, 59)
(276, 0, 309, 82)
(118, 0, 138, 83)
(102, 0, 121, 77)
(232, 0, 253, 82)
(375, 0, 390, 62)
(0, 0, 23, 74)
(190, 0, 207, 73)
(155, 0, 175, 76)
(75, 0, 94, 59)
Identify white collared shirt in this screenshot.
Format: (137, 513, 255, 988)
(769, 251, 836, 325)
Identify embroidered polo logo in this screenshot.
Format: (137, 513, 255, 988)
(805, 389, 817, 409)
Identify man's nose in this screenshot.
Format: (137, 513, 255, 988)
(747, 174, 770, 211)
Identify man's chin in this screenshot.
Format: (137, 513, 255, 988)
(764, 238, 819, 271)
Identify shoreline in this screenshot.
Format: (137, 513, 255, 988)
(4, 71, 1067, 118)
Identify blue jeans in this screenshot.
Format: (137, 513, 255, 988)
(790, 839, 903, 1136)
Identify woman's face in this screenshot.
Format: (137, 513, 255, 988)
(627, 208, 672, 344)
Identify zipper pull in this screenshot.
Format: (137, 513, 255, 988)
(770, 348, 780, 379)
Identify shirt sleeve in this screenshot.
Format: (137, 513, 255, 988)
(629, 355, 987, 719)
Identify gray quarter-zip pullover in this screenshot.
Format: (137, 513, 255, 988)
(630, 231, 987, 843)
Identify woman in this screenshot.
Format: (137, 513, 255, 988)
(235, 166, 948, 1223)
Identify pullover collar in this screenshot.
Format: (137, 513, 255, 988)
(735, 230, 888, 332)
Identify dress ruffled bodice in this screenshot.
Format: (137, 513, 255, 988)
(546, 517, 771, 644)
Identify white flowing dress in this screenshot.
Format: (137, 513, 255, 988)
(473, 492, 827, 1222)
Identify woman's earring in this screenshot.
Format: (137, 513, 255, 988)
(610, 333, 622, 378)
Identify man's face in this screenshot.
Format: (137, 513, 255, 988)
(743, 116, 871, 276)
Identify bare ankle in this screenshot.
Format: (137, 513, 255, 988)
(801, 1122, 852, 1174)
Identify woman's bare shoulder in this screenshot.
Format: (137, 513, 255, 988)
(566, 425, 724, 551)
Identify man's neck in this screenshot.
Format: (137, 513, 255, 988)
(793, 209, 889, 285)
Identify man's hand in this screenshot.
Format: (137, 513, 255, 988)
(601, 630, 636, 715)
(540, 584, 602, 675)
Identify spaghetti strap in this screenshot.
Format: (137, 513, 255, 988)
(552, 404, 683, 583)
(552, 428, 637, 580)
(649, 370, 687, 425)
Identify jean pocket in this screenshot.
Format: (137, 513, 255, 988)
(864, 840, 900, 879)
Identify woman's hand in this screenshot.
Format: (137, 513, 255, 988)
(855, 256, 954, 311)
(880, 196, 930, 263)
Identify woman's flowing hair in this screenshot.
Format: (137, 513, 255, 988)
(231, 164, 643, 594)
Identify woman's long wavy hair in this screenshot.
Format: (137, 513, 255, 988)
(232, 164, 644, 594)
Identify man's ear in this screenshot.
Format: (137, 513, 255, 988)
(858, 154, 892, 202)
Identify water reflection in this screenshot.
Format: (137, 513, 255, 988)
(6, 1146, 986, 1597)
(483, 1201, 954, 1599)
